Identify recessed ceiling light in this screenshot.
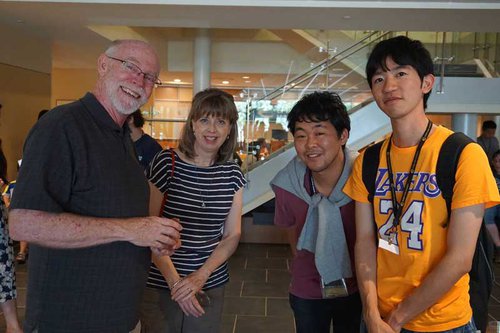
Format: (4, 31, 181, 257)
(173, 79, 181, 83)
(343, 15, 351, 19)
(244, 80, 251, 83)
(242, 76, 250, 79)
(222, 80, 229, 84)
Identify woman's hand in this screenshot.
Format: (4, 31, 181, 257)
(171, 269, 210, 302)
(177, 294, 205, 317)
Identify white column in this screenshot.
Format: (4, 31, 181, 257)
(451, 113, 478, 140)
(193, 28, 211, 95)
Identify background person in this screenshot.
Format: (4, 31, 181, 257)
(485, 149, 500, 262)
(477, 120, 499, 162)
(128, 109, 163, 170)
(0, 140, 22, 333)
(139, 88, 246, 333)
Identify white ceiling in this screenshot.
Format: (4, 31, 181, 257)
(1, 0, 499, 87)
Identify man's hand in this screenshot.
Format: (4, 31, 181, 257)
(129, 216, 182, 254)
(385, 306, 405, 332)
(365, 315, 398, 333)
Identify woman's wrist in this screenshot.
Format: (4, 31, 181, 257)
(197, 267, 211, 280)
(169, 278, 182, 289)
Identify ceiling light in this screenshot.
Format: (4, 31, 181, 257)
(242, 76, 250, 79)
(173, 79, 181, 83)
(245, 80, 251, 83)
(343, 15, 351, 19)
(222, 80, 229, 84)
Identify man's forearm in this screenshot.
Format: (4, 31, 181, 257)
(199, 232, 241, 278)
(387, 252, 471, 329)
(356, 239, 380, 320)
(387, 205, 483, 329)
(9, 208, 181, 250)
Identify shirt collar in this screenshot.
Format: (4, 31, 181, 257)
(80, 92, 129, 135)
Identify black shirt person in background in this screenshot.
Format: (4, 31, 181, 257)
(128, 109, 163, 170)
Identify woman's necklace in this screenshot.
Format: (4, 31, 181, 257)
(193, 156, 214, 209)
(193, 166, 206, 208)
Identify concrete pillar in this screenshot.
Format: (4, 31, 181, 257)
(451, 113, 478, 140)
(193, 28, 211, 95)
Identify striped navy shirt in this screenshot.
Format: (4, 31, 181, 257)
(146, 149, 246, 290)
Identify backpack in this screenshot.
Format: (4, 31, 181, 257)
(361, 132, 495, 333)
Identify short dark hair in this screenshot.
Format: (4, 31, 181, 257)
(287, 91, 350, 140)
(366, 36, 434, 109)
(38, 109, 49, 120)
(178, 88, 239, 164)
(482, 120, 497, 131)
(131, 109, 145, 128)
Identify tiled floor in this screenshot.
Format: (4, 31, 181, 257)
(5, 243, 500, 332)
(222, 243, 295, 333)
(0, 243, 295, 333)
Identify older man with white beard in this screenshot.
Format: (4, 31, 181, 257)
(8, 40, 182, 333)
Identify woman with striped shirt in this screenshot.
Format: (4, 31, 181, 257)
(139, 88, 246, 333)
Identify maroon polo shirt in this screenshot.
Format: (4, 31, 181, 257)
(272, 169, 357, 299)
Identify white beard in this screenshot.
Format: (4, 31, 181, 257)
(105, 81, 148, 116)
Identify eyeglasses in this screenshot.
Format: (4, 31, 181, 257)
(106, 55, 162, 86)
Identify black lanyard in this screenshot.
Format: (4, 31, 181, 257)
(386, 120, 433, 232)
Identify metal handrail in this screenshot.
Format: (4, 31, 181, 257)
(257, 31, 390, 101)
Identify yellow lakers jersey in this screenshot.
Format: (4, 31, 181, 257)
(344, 126, 500, 331)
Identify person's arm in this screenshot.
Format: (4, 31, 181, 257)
(285, 226, 298, 257)
(171, 187, 243, 302)
(8, 209, 182, 254)
(271, 185, 299, 257)
(385, 204, 483, 331)
(2, 194, 10, 207)
(149, 181, 204, 316)
(355, 201, 396, 333)
(152, 254, 205, 317)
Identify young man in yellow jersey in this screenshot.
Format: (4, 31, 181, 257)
(343, 36, 500, 332)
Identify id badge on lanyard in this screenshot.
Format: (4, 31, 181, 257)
(321, 278, 349, 299)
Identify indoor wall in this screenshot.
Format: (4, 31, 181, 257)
(0, 63, 51, 180)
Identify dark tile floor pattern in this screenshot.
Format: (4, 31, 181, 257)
(0, 243, 296, 332)
(4, 243, 500, 332)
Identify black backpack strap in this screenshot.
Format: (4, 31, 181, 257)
(436, 132, 473, 220)
(437, 132, 495, 333)
(362, 140, 384, 203)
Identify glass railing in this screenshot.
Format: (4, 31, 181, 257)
(239, 31, 390, 171)
(241, 30, 500, 171)
(144, 30, 500, 172)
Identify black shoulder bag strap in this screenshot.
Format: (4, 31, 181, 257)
(362, 140, 384, 204)
(436, 132, 473, 221)
(362, 140, 385, 245)
(436, 132, 493, 333)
